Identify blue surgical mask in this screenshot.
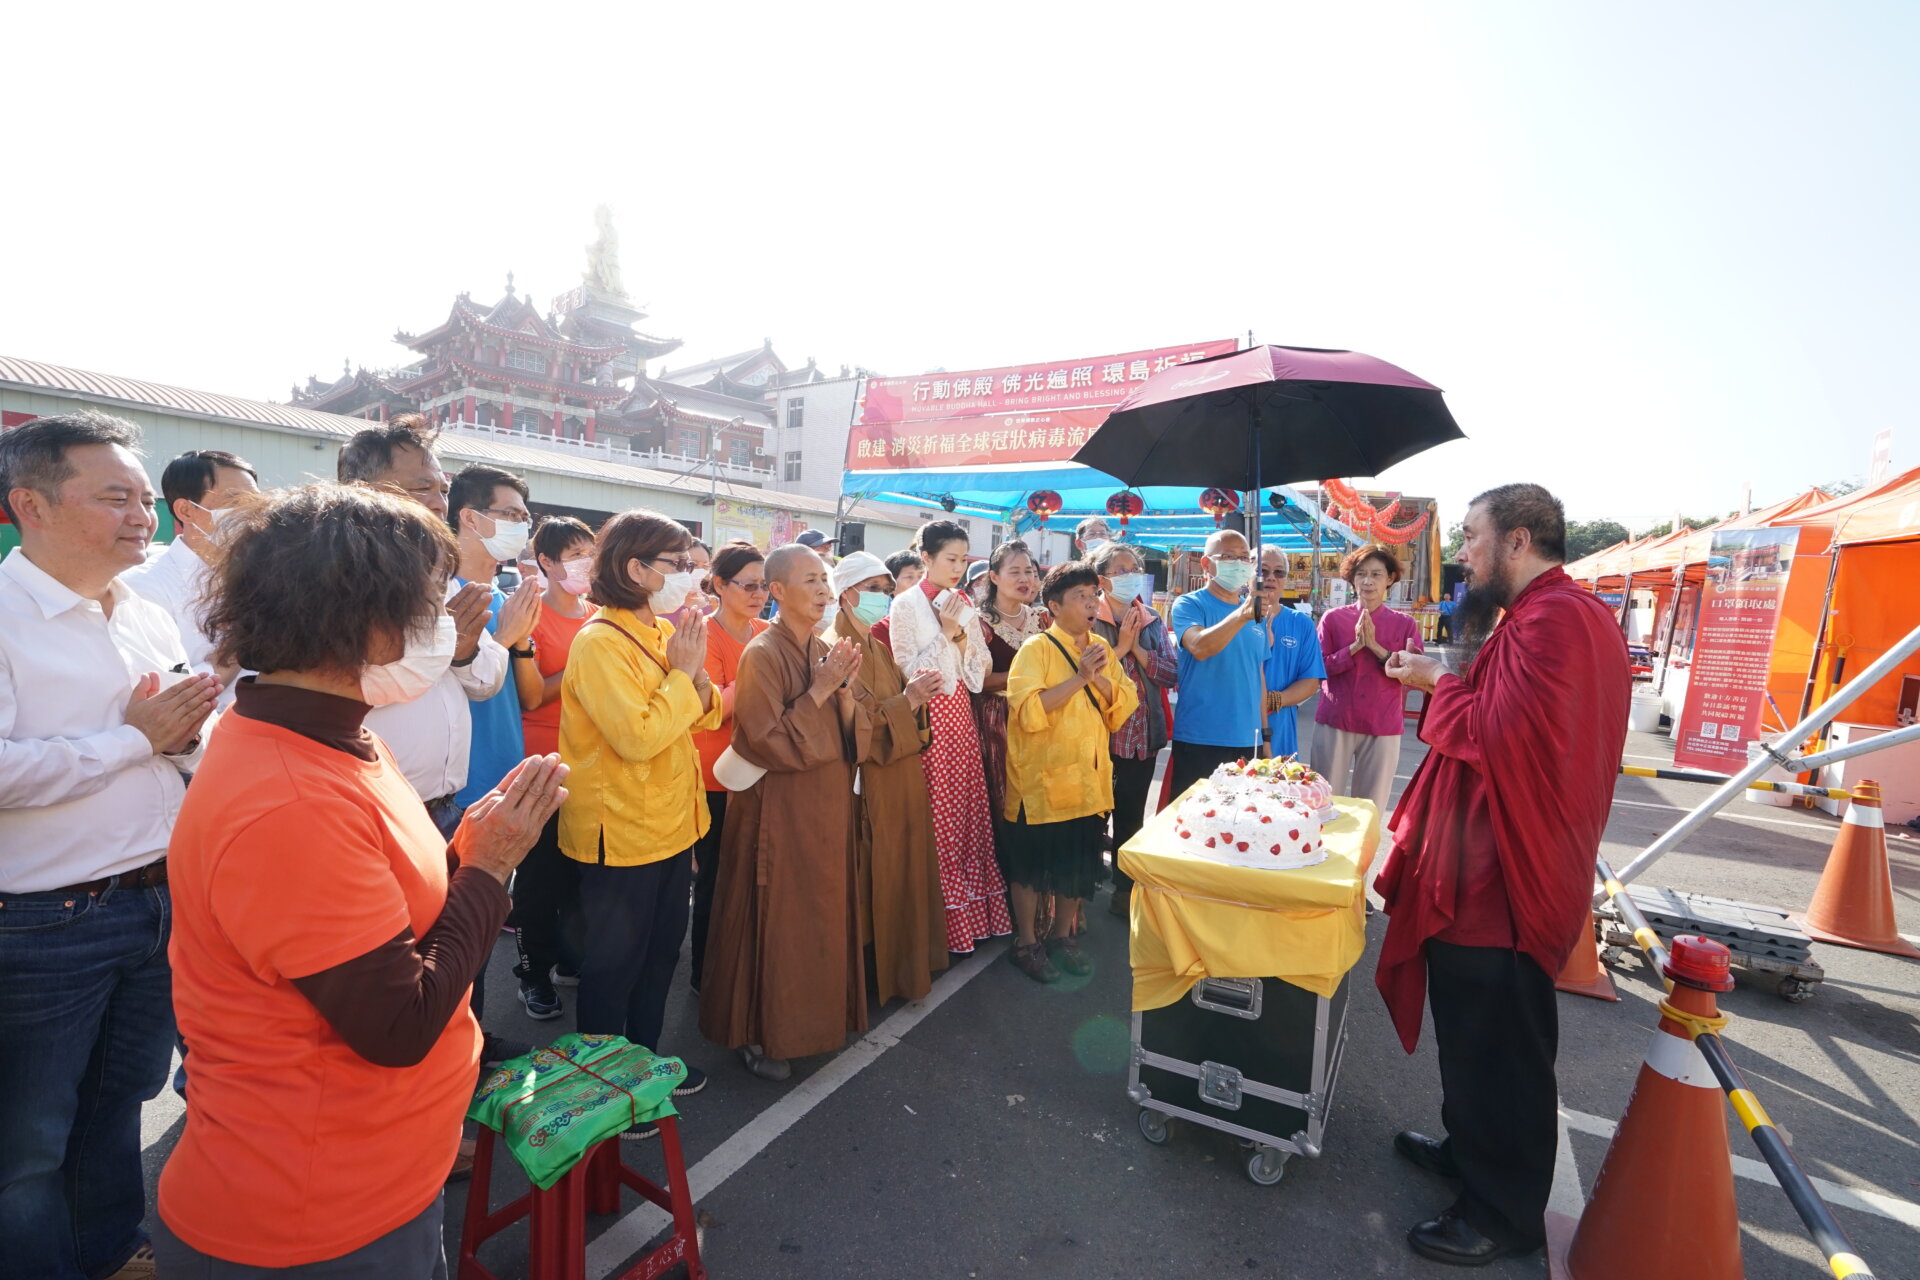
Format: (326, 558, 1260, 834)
(1108, 572, 1152, 605)
(1213, 560, 1254, 592)
(853, 591, 891, 626)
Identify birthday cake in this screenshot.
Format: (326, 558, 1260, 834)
(1171, 758, 1330, 870)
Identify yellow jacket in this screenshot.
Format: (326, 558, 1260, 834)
(1004, 624, 1139, 824)
(558, 608, 724, 866)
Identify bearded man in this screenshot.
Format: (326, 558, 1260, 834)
(1376, 483, 1629, 1266)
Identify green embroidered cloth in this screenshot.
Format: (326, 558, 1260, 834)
(467, 1033, 683, 1189)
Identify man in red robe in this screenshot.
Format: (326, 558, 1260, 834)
(1377, 483, 1629, 1266)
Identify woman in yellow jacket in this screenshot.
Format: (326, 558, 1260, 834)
(559, 509, 723, 1109)
(1002, 561, 1139, 983)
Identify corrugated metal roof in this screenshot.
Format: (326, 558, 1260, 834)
(0, 353, 912, 525)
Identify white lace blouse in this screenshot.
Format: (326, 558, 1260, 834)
(887, 583, 988, 696)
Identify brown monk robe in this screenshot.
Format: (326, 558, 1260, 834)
(824, 552, 949, 1005)
(700, 546, 873, 1072)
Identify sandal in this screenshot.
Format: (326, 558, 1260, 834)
(446, 1136, 477, 1182)
(1009, 940, 1061, 983)
(1045, 935, 1091, 977)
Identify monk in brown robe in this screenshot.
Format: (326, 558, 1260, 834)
(823, 551, 948, 1005)
(699, 544, 871, 1080)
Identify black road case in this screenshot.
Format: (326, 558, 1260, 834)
(1127, 969, 1353, 1186)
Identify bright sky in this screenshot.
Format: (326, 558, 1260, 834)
(5, 2, 1913, 529)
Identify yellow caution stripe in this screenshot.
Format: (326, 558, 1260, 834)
(1829, 1251, 1872, 1278)
(1633, 925, 1661, 955)
(1729, 1087, 1775, 1133)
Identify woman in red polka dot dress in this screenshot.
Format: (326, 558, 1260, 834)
(887, 519, 1012, 953)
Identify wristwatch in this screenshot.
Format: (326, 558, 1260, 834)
(510, 641, 537, 660)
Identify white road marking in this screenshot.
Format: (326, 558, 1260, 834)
(585, 940, 1009, 1277)
(1608, 797, 1837, 833)
(1547, 1099, 1584, 1221)
(1560, 1107, 1920, 1231)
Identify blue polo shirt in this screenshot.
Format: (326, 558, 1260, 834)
(1264, 607, 1327, 757)
(455, 584, 526, 808)
(1170, 587, 1269, 750)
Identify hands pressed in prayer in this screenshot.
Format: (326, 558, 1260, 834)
(448, 582, 494, 660)
(904, 667, 942, 709)
(810, 636, 862, 705)
(1385, 641, 1443, 693)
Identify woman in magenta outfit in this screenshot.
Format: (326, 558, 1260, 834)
(1312, 544, 1422, 813)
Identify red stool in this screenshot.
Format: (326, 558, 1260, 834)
(458, 1118, 706, 1280)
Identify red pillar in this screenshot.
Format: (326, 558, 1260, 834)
(584, 410, 597, 443)
(463, 393, 476, 424)
(501, 399, 515, 433)
(552, 407, 564, 437)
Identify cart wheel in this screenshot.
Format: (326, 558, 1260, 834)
(1245, 1147, 1286, 1186)
(1137, 1108, 1170, 1145)
(1778, 977, 1818, 1003)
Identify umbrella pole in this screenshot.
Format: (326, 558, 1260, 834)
(1248, 413, 1269, 759)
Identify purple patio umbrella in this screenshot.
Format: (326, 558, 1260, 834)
(1071, 344, 1464, 757)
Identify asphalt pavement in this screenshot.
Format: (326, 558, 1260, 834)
(138, 718, 1920, 1279)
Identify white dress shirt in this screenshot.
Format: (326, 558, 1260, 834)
(0, 547, 210, 892)
(887, 584, 988, 697)
(121, 536, 244, 709)
(364, 581, 508, 802)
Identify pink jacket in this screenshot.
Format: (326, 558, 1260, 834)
(1316, 604, 1422, 736)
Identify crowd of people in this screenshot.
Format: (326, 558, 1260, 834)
(0, 409, 1475, 1278)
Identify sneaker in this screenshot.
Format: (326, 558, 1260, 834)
(1010, 941, 1061, 984)
(1108, 888, 1131, 918)
(481, 1033, 533, 1068)
(550, 965, 581, 987)
(619, 1121, 661, 1141)
(517, 980, 562, 1021)
(104, 1244, 156, 1279)
(1046, 935, 1092, 977)
(739, 1044, 792, 1081)
(673, 1064, 709, 1097)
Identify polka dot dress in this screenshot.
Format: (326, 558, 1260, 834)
(923, 686, 1012, 952)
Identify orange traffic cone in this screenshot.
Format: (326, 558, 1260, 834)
(1801, 780, 1920, 958)
(1554, 912, 1619, 1001)
(1565, 936, 1743, 1280)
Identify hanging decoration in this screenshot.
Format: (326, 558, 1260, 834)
(1025, 489, 1063, 527)
(1104, 490, 1146, 528)
(1198, 487, 1241, 526)
(1318, 479, 1432, 544)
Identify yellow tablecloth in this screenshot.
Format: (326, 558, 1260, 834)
(1119, 788, 1381, 1011)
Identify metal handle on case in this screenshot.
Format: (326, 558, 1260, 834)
(1190, 977, 1263, 1019)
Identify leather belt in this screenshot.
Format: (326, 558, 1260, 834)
(53, 858, 169, 898)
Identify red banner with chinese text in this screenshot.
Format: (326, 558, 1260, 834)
(847, 339, 1235, 471)
(1672, 527, 1799, 770)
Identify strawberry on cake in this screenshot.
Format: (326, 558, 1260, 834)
(1170, 786, 1327, 870)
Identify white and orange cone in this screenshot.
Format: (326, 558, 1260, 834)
(1565, 936, 1743, 1280)
(1801, 780, 1920, 958)
(1554, 911, 1620, 1002)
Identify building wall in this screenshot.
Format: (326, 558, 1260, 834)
(766, 374, 861, 505)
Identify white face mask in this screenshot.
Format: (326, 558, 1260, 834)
(1109, 572, 1152, 605)
(360, 615, 457, 707)
(1213, 560, 1254, 592)
(648, 569, 701, 615)
(558, 557, 592, 596)
(1082, 537, 1109, 555)
(479, 518, 530, 563)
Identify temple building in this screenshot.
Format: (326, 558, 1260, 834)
(288, 208, 781, 486)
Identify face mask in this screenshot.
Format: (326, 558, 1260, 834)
(360, 615, 457, 707)
(1109, 572, 1152, 605)
(479, 518, 530, 563)
(1082, 538, 1109, 555)
(853, 591, 891, 626)
(558, 557, 592, 596)
(649, 569, 700, 615)
(1213, 560, 1254, 592)
(192, 502, 244, 543)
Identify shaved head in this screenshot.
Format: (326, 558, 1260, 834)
(766, 543, 827, 585)
(1204, 529, 1249, 558)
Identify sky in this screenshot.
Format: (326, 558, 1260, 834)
(4, 1, 1914, 530)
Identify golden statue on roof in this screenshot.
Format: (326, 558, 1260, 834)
(583, 204, 627, 300)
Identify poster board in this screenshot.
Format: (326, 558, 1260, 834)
(1673, 527, 1799, 770)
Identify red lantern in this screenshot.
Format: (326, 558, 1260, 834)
(1104, 490, 1145, 527)
(1199, 487, 1240, 526)
(1026, 489, 1063, 527)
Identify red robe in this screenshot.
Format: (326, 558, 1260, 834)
(1374, 567, 1630, 1052)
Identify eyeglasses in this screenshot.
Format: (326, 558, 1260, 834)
(480, 506, 531, 522)
(1211, 554, 1253, 563)
(1257, 569, 1285, 579)
(728, 579, 770, 594)
(648, 555, 700, 574)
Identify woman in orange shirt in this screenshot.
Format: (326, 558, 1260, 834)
(690, 540, 769, 992)
(158, 484, 565, 1276)
(507, 515, 596, 1019)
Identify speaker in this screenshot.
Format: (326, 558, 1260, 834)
(837, 521, 866, 554)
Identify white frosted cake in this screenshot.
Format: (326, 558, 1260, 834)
(1171, 787, 1327, 870)
(1212, 756, 1336, 817)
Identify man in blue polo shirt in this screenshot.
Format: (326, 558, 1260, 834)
(1259, 545, 1327, 758)
(1168, 528, 1269, 798)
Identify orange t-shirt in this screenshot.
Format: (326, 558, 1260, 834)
(694, 615, 768, 791)
(522, 600, 594, 757)
(159, 713, 481, 1267)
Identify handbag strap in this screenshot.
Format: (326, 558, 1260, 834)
(584, 617, 671, 678)
(1043, 633, 1103, 714)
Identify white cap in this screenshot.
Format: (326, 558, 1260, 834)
(830, 549, 890, 597)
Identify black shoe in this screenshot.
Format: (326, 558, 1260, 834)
(517, 980, 563, 1021)
(673, 1064, 708, 1097)
(1407, 1211, 1536, 1266)
(1393, 1130, 1461, 1179)
(481, 1033, 533, 1068)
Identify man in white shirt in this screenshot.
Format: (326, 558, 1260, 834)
(335, 415, 508, 835)
(121, 449, 260, 708)
(0, 412, 222, 1280)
